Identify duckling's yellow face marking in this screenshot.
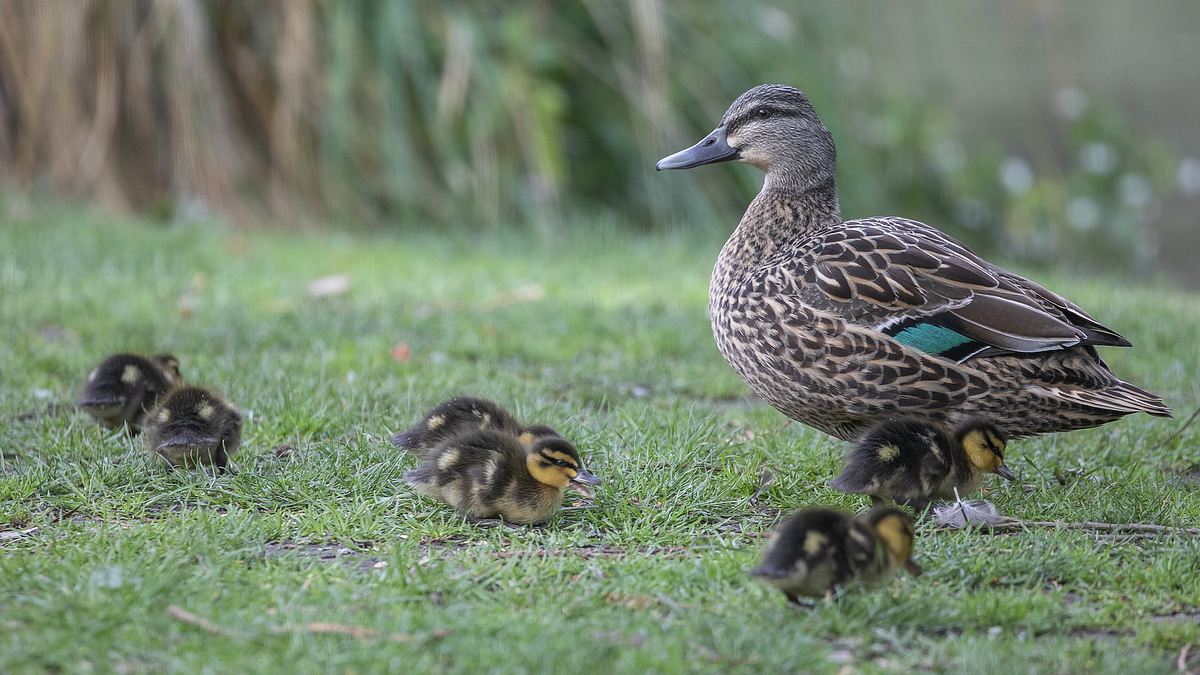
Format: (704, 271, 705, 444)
(121, 365, 141, 384)
(803, 531, 828, 556)
(517, 431, 536, 448)
(426, 415, 445, 431)
(437, 449, 461, 471)
(872, 513, 916, 567)
(527, 447, 580, 489)
(962, 427, 1012, 478)
(527, 438, 600, 495)
(197, 404, 215, 421)
(876, 443, 900, 461)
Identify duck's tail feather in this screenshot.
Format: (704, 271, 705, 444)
(1041, 381, 1172, 418)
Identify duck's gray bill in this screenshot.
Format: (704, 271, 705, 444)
(655, 126, 738, 171)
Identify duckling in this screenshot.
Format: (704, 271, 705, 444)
(143, 386, 242, 473)
(77, 353, 184, 431)
(749, 506, 922, 604)
(393, 397, 561, 460)
(830, 417, 1016, 515)
(657, 84, 1169, 441)
(404, 430, 601, 524)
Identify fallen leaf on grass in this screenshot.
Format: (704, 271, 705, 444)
(0, 526, 41, 541)
(604, 592, 656, 610)
(391, 343, 411, 362)
(268, 622, 447, 643)
(483, 284, 544, 309)
(167, 605, 243, 637)
(309, 274, 351, 298)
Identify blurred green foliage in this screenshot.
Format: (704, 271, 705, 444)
(0, 1, 1184, 270)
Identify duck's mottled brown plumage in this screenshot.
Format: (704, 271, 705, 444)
(749, 506, 921, 603)
(658, 84, 1170, 440)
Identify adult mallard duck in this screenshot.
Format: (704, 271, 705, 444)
(657, 84, 1170, 440)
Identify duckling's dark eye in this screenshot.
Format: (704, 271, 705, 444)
(555, 459, 568, 467)
(756, 108, 773, 119)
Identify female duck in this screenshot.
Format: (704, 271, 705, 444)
(657, 84, 1169, 440)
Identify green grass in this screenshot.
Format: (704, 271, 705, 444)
(2, 204, 1199, 674)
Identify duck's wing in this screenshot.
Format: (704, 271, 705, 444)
(787, 217, 1130, 363)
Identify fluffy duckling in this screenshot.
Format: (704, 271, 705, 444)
(393, 397, 561, 460)
(830, 417, 1016, 515)
(405, 430, 601, 524)
(143, 386, 242, 473)
(750, 506, 922, 604)
(78, 353, 184, 431)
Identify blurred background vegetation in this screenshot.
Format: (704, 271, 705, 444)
(0, 0, 1197, 283)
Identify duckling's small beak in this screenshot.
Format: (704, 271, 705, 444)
(995, 464, 1016, 481)
(655, 126, 738, 171)
(77, 395, 127, 408)
(568, 468, 601, 499)
(572, 468, 601, 486)
(904, 559, 923, 577)
(157, 434, 218, 450)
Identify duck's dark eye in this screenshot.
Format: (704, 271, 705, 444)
(756, 108, 772, 119)
(555, 459, 568, 467)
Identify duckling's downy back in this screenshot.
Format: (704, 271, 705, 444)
(394, 397, 560, 460)
(78, 353, 183, 431)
